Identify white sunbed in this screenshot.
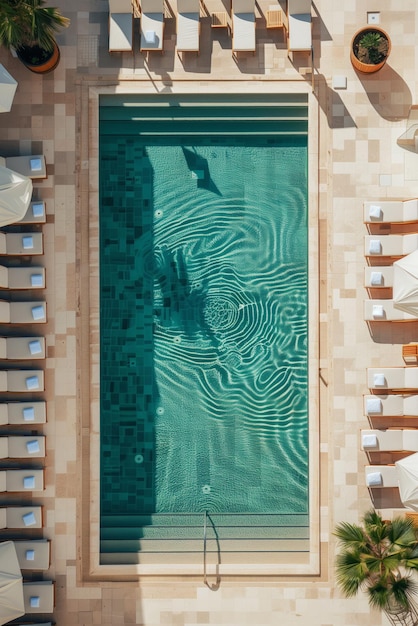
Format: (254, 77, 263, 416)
(361, 429, 418, 452)
(177, 0, 200, 54)
(0, 469, 44, 492)
(0, 337, 46, 360)
(0, 369, 45, 392)
(367, 368, 418, 391)
(0, 400, 46, 424)
(19, 200, 46, 224)
(14, 539, 51, 570)
(364, 266, 394, 288)
(108, 0, 133, 53)
(287, 0, 312, 53)
(23, 581, 54, 613)
(0, 506, 43, 528)
(365, 234, 418, 258)
(0, 265, 45, 289)
(140, 0, 165, 52)
(0, 435, 45, 458)
(0, 232, 43, 255)
(0, 155, 47, 179)
(364, 299, 417, 321)
(364, 395, 418, 417)
(232, 0, 256, 54)
(365, 465, 398, 488)
(0, 300, 46, 323)
(364, 199, 418, 224)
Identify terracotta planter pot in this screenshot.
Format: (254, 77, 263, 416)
(17, 41, 60, 74)
(350, 26, 391, 74)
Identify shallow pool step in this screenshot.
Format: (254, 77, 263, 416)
(100, 537, 309, 554)
(101, 512, 309, 528)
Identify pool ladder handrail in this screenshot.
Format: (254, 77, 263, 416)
(203, 510, 221, 590)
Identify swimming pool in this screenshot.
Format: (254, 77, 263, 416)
(99, 95, 309, 555)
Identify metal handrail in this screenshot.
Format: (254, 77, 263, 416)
(203, 510, 208, 587)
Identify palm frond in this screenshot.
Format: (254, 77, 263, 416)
(334, 522, 366, 546)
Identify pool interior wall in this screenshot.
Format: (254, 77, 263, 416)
(98, 95, 309, 561)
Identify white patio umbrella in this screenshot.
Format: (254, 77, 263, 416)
(0, 165, 32, 226)
(0, 65, 17, 113)
(395, 452, 418, 511)
(393, 249, 418, 317)
(0, 541, 24, 625)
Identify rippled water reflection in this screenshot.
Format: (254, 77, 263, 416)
(147, 143, 308, 513)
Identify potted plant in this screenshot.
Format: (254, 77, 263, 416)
(350, 26, 391, 74)
(0, 0, 70, 74)
(334, 510, 418, 626)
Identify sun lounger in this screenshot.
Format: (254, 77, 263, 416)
(232, 0, 256, 54)
(367, 368, 418, 392)
(364, 199, 418, 224)
(364, 299, 417, 321)
(0, 400, 46, 424)
(0, 155, 47, 180)
(18, 200, 46, 224)
(364, 395, 418, 416)
(0, 337, 45, 360)
(0, 436, 45, 458)
(0, 506, 43, 528)
(23, 581, 54, 613)
(0, 369, 45, 392)
(0, 300, 46, 323)
(0, 232, 43, 256)
(365, 234, 418, 258)
(0, 469, 44, 492)
(287, 0, 312, 53)
(14, 540, 50, 570)
(140, 0, 165, 52)
(361, 429, 418, 452)
(108, 0, 133, 52)
(0, 265, 45, 289)
(364, 266, 394, 289)
(177, 0, 200, 54)
(365, 465, 398, 487)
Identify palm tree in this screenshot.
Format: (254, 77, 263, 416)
(334, 510, 418, 626)
(0, 0, 69, 67)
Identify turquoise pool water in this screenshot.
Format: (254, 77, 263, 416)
(99, 97, 308, 520)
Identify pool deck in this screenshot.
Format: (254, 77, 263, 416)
(0, 0, 417, 624)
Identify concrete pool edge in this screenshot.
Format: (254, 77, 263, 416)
(80, 80, 321, 580)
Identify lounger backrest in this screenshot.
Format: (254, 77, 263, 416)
(233, 0, 255, 13)
(109, 0, 132, 13)
(178, 0, 199, 12)
(0, 371, 7, 392)
(0, 508, 6, 528)
(141, 0, 164, 12)
(0, 337, 8, 359)
(0, 233, 6, 255)
(0, 472, 6, 492)
(0, 300, 10, 323)
(288, 0, 311, 14)
(0, 265, 8, 287)
(0, 438, 8, 458)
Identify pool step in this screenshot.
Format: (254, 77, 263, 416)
(100, 513, 309, 555)
(99, 94, 309, 137)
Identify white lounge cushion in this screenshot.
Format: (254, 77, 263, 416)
(25, 376, 40, 390)
(370, 271, 384, 286)
(366, 398, 382, 414)
(23, 406, 35, 421)
(26, 440, 40, 454)
(372, 305, 385, 319)
(23, 476, 35, 489)
(22, 236, 34, 250)
(362, 434, 378, 448)
(369, 239, 382, 254)
(366, 472, 383, 487)
(22, 511, 37, 526)
(369, 205, 382, 219)
(373, 373, 386, 387)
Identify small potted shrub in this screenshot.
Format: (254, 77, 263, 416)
(0, 0, 70, 74)
(350, 26, 391, 74)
